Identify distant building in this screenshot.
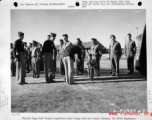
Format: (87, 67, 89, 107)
(55, 42, 108, 59)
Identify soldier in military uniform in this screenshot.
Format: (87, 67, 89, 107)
(49, 33, 57, 79)
(58, 39, 65, 75)
(75, 38, 85, 75)
(62, 34, 72, 50)
(11, 43, 16, 76)
(42, 33, 56, 83)
(39, 44, 44, 71)
(24, 42, 29, 73)
(110, 35, 122, 76)
(31, 40, 40, 78)
(90, 38, 102, 76)
(125, 33, 136, 74)
(28, 43, 33, 71)
(13, 32, 27, 85)
(63, 43, 81, 85)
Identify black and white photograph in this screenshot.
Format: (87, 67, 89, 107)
(10, 9, 147, 113)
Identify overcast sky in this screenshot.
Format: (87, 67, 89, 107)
(11, 9, 145, 48)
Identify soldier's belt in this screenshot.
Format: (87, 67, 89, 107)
(32, 56, 37, 58)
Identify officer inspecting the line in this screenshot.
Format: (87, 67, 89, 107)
(13, 32, 27, 85)
(125, 33, 136, 74)
(42, 33, 56, 83)
(63, 43, 81, 85)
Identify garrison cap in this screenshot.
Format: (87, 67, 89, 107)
(77, 38, 81, 41)
(50, 33, 56, 37)
(110, 35, 116, 39)
(77, 38, 82, 43)
(32, 40, 37, 44)
(63, 34, 68, 37)
(18, 31, 24, 36)
(59, 39, 64, 42)
(91, 38, 97, 41)
(127, 33, 132, 37)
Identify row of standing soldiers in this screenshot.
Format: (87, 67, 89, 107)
(11, 32, 136, 85)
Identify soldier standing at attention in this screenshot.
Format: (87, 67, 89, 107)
(75, 38, 85, 75)
(90, 38, 102, 76)
(110, 35, 122, 76)
(11, 43, 16, 76)
(49, 33, 57, 79)
(125, 33, 136, 74)
(31, 41, 40, 78)
(58, 39, 65, 75)
(13, 32, 27, 85)
(42, 34, 56, 83)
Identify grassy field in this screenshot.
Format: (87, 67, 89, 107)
(11, 58, 147, 113)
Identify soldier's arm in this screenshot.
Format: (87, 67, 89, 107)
(42, 41, 46, 55)
(52, 42, 56, 59)
(133, 41, 136, 55)
(82, 46, 86, 59)
(77, 46, 82, 61)
(13, 41, 17, 58)
(119, 43, 122, 57)
(98, 45, 102, 56)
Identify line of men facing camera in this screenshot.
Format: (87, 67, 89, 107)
(11, 32, 136, 85)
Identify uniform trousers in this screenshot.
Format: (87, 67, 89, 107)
(63, 56, 74, 84)
(93, 55, 100, 76)
(16, 53, 25, 84)
(26, 58, 30, 72)
(50, 58, 56, 78)
(75, 60, 84, 74)
(32, 57, 39, 77)
(11, 59, 16, 76)
(60, 58, 65, 75)
(110, 54, 120, 75)
(127, 56, 134, 73)
(43, 53, 52, 82)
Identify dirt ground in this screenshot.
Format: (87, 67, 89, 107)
(11, 59, 147, 113)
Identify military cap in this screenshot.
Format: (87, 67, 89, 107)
(29, 43, 33, 45)
(127, 33, 132, 37)
(91, 38, 97, 41)
(77, 38, 81, 41)
(59, 39, 64, 42)
(50, 33, 56, 37)
(63, 34, 68, 37)
(18, 31, 24, 36)
(110, 35, 116, 39)
(32, 40, 37, 44)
